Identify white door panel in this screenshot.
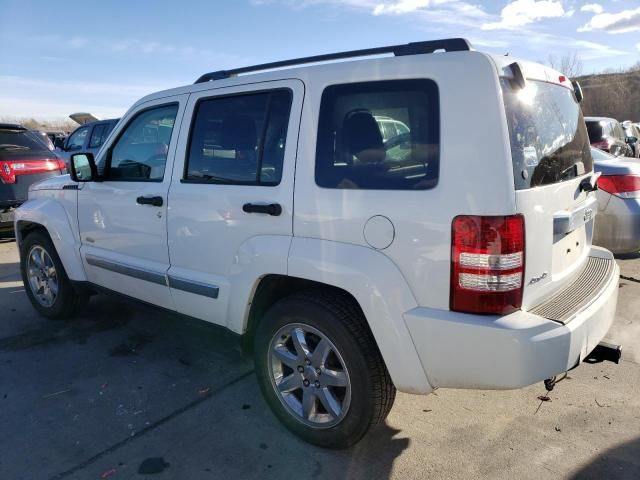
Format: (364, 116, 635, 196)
(78, 95, 188, 309)
(167, 80, 304, 327)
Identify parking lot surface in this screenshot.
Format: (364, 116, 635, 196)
(1, 235, 639, 480)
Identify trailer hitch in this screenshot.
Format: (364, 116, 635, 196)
(584, 341, 622, 365)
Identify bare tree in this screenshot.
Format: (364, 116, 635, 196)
(547, 53, 583, 78)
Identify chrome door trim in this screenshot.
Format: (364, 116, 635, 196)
(85, 254, 167, 286)
(167, 275, 219, 299)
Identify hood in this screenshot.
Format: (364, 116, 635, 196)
(29, 174, 75, 192)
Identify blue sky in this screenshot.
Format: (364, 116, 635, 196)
(1, 0, 639, 119)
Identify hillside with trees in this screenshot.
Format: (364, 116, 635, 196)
(546, 55, 639, 122)
(577, 64, 640, 122)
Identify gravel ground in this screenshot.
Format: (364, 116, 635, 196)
(0, 234, 638, 480)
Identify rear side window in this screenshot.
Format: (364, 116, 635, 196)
(315, 80, 440, 190)
(185, 90, 292, 186)
(502, 79, 592, 190)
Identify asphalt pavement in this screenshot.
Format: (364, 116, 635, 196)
(0, 234, 638, 480)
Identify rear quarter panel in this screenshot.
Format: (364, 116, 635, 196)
(293, 51, 515, 309)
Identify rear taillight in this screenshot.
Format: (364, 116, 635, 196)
(598, 175, 640, 199)
(592, 139, 611, 152)
(0, 159, 66, 184)
(450, 215, 525, 315)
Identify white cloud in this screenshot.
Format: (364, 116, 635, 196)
(636, 42, 640, 51)
(527, 32, 629, 59)
(373, 0, 437, 15)
(580, 3, 603, 14)
(253, 0, 488, 23)
(482, 0, 566, 30)
(578, 7, 640, 33)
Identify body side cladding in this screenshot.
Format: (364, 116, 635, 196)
(15, 197, 86, 281)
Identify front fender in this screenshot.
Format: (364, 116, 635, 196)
(288, 237, 433, 395)
(15, 197, 86, 282)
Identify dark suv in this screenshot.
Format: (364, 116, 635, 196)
(56, 119, 119, 167)
(585, 116, 633, 157)
(1, 124, 66, 232)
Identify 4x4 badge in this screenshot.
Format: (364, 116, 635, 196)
(529, 272, 548, 285)
(584, 208, 594, 223)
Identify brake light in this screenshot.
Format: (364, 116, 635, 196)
(450, 215, 525, 315)
(598, 175, 640, 199)
(0, 159, 66, 184)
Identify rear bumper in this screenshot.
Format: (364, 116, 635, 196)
(404, 247, 619, 390)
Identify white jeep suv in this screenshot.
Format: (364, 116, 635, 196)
(15, 38, 620, 448)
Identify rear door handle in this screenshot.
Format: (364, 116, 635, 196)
(136, 195, 163, 207)
(242, 203, 282, 216)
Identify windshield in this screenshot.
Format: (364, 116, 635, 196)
(502, 79, 593, 190)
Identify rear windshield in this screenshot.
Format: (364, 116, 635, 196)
(0, 130, 48, 152)
(502, 79, 592, 190)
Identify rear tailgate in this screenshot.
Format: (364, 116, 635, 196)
(499, 63, 599, 311)
(516, 178, 598, 309)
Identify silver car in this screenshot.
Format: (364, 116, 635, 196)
(592, 147, 640, 254)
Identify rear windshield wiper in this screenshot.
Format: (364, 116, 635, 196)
(0, 144, 30, 151)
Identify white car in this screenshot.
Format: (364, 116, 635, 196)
(15, 38, 621, 448)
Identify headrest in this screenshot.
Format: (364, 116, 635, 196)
(342, 110, 384, 156)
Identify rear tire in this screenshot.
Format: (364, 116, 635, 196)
(20, 230, 87, 320)
(254, 289, 396, 448)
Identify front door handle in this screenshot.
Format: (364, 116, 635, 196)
(242, 203, 282, 216)
(136, 195, 163, 207)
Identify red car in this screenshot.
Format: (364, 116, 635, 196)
(585, 116, 633, 157)
(0, 124, 67, 233)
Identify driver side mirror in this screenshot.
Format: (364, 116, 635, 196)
(70, 152, 98, 182)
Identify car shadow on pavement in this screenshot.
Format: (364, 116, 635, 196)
(569, 437, 640, 479)
(615, 252, 640, 261)
(0, 232, 16, 244)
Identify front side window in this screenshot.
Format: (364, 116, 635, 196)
(67, 126, 89, 150)
(108, 104, 178, 181)
(502, 79, 592, 190)
(185, 90, 292, 185)
(315, 79, 440, 190)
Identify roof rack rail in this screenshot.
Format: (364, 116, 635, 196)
(194, 38, 472, 84)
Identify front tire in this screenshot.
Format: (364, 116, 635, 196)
(254, 290, 396, 448)
(20, 230, 86, 319)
